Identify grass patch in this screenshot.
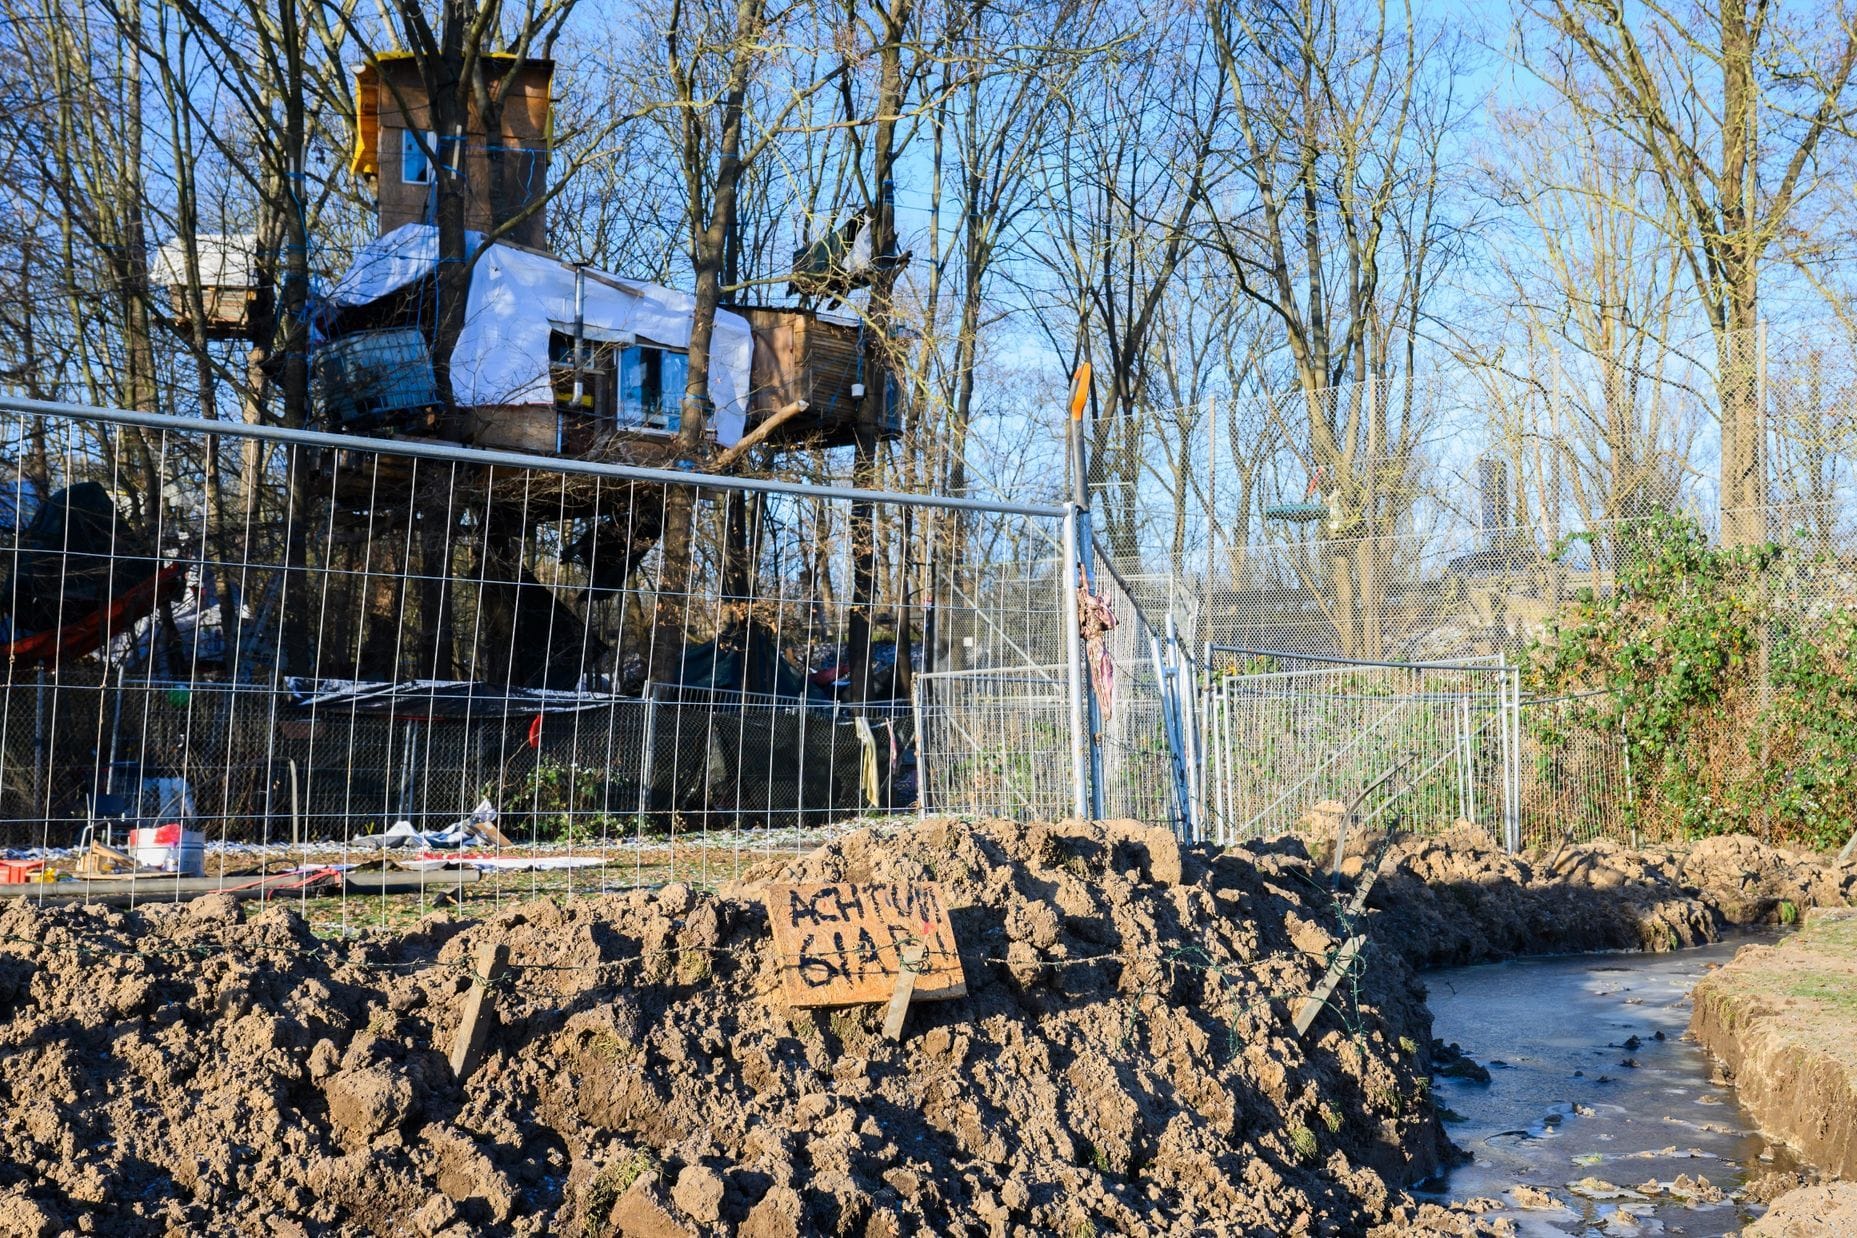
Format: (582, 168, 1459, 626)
(585, 1150, 657, 1222)
(586, 1029, 641, 1064)
(1785, 977, 1857, 1013)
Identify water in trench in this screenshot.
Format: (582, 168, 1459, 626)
(1418, 935, 1798, 1235)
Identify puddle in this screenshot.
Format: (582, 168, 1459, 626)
(1417, 935, 1799, 1235)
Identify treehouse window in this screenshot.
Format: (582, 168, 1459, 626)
(617, 343, 687, 434)
(401, 129, 435, 185)
(547, 333, 686, 436)
(550, 331, 615, 418)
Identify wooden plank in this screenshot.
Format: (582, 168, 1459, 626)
(344, 867, 482, 895)
(881, 943, 927, 1041)
(0, 871, 317, 903)
(763, 881, 966, 1008)
(449, 939, 509, 1080)
(1292, 935, 1366, 1038)
(1341, 860, 1381, 921)
(471, 817, 514, 849)
(0, 865, 480, 904)
(74, 839, 144, 876)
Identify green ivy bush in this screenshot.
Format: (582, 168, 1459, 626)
(1529, 513, 1856, 847)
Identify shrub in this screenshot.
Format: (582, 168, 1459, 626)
(1530, 512, 1857, 845)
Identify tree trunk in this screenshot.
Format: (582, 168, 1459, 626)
(1718, 0, 1765, 546)
(650, 0, 762, 685)
(847, 0, 912, 705)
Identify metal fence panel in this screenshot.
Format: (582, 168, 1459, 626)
(0, 397, 1080, 884)
(1198, 651, 1518, 847)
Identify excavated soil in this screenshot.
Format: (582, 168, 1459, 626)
(1361, 827, 1857, 968)
(1742, 1181, 1857, 1236)
(0, 817, 1508, 1237)
(0, 818, 1850, 1237)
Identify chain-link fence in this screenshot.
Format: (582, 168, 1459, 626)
(1515, 691, 1636, 850)
(1076, 323, 1857, 849)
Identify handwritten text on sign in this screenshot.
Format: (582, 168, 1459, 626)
(763, 882, 968, 1007)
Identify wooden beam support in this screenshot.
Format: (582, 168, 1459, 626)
(449, 939, 509, 1080)
(712, 399, 810, 471)
(882, 943, 927, 1042)
(1292, 935, 1365, 1039)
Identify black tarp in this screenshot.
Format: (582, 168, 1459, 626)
(1, 482, 161, 633)
(671, 621, 814, 700)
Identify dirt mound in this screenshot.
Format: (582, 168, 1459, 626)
(0, 818, 1486, 1236)
(1362, 827, 1857, 969)
(1742, 1181, 1857, 1236)
(1364, 827, 1717, 967)
(1678, 835, 1854, 924)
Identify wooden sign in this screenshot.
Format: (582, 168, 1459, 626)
(763, 882, 967, 1007)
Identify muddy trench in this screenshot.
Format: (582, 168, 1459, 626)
(1418, 937, 1798, 1235)
(1, 821, 1853, 1236)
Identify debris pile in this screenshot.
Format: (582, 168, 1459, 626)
(0, 818, 1485, 1236)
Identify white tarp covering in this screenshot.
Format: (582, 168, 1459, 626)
(152, 232, 257, 288)
(325, 224, 752, 445)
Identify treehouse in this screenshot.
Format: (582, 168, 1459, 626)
(152, 233, 262, 340)
(731, 304, 902, 448)
(313, 50, 898, 472)
(349, 52, 553, 251)
(316, 229, 900, 469)
(316, 224, 755, 463)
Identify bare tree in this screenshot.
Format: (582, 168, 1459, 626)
(1522, 0, 1857, 545)
(1036, 17, 1223, 561)
(1469, 102, 1697, 559)
(1203, 0, 1473, 656)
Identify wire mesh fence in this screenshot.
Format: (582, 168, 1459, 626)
(1198, 651, 1520, 848)
(914, 663, 1072, 821)
(1086, 322, 1857, 658)
(1514, 691, 1637, 850)
(12, 314, 1853, 895)
(0, 397, 1083, 903)
(1090, 558, 1193, 834)
(1074, 323, 1857, 849)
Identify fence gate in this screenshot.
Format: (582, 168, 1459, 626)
(1197, 649, 1524, 850)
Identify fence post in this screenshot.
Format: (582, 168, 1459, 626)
(33, 668, 45, 819)
(1502, 664, 1523, 852)
(1061, 503, 1091, 821)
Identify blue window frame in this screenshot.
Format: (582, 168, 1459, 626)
(402, 129, 434, 185)
(617, 344, 687, 433)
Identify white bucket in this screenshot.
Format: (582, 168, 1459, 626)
(128, 824, 206, 877)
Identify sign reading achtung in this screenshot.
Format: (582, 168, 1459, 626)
(763, 882, 968, 1007)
